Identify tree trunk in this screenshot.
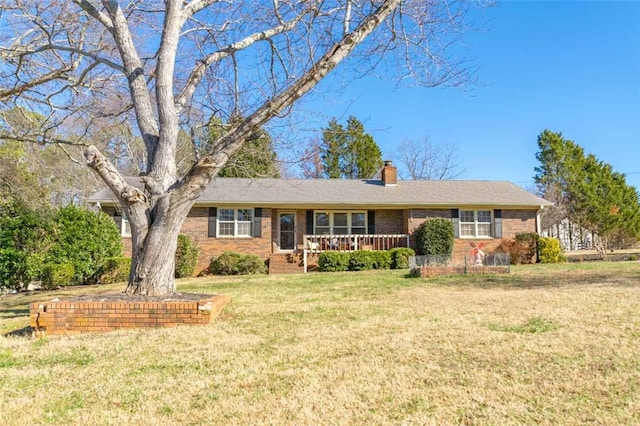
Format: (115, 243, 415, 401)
(124, 200, 192, 296)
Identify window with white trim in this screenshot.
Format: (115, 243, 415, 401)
(460, 210, 492, 237)
(218, 208, 254, 237)
(313, 211, 367, 235)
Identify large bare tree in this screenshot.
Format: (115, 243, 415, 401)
(0, 0, 489, 295)
(396, 137, 466, 180)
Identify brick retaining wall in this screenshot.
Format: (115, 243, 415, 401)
(30, 295, 230, 335)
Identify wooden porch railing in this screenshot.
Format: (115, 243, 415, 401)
(302, 234, 410, 272)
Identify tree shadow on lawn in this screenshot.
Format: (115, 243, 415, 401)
(413, 271, 639, 290)
(0, 308, 29, 320)
(3, 326, 33, 338)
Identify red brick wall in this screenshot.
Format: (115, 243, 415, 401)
(452, 239, 504, 265)
(406, 208, 538, 263)
(374, 209, 404, 234)
(183, 207, 273, 272)
(502, 209, 537, 237)
(105, 206, 273, 273)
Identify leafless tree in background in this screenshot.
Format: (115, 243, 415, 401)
(396, 137, 466, 180)
(0, 0, 491, 295)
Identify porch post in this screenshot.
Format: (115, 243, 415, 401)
(303, 248, 308, 273)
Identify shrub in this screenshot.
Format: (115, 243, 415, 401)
(496, 233, 539, 265)
(210, 251, 244, 275)
(515, 233, 538, 263)
(175, 234, 199, 278)
(0, 201, 52, 290)
(318, 252, 350, 272)
(49, 205, 122, 284)
(370, 250, 392, 270)
(538, 237, 565, 263)
(236, 254, 267, 275)
(389, 247, 415, 269)
(99, 257, 131, 284)
(348, 251, 375, 271)
(209, 251, 267, 275)
(42, 263, 75, 290)
(416, 218, 454, 257)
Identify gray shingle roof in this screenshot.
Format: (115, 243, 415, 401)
(89, 178, 551, 208)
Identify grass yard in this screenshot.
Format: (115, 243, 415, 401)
(1, 262, 639, 425)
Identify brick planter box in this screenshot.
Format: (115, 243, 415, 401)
(30, 294, 230, 335)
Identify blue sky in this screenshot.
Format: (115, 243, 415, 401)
(292, 1, 640, 190)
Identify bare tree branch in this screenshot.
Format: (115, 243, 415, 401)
(179, 0, 403, 196)
(175, 11, 309, 110)
(396, 137, 466, 180)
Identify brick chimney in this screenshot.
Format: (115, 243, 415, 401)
(381, 160, 397, 186)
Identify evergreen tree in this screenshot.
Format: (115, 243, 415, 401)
(320, 116, 382, 179)
(217, 131, 280, 178)
(534, 130, 585, 235)
(321, 118, 345, 179)
(534, 129, 640, 254)
(201, 116, 280, 178)
(342, 116, 383, 179)
(570, 155, 640, 256)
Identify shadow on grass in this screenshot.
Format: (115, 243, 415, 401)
(0, 308, 30, 320)
(422, 272, 638, 290)
(4, 326, 34, 338)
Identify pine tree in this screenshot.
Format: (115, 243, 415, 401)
(321, 119, 345, 179)
(202, 116, 280, 178)
(342, 116, 383, 179)
(319, 116, 382, 179)
(534, 129, 640, 254)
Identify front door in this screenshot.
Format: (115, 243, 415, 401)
(279, 212, 296, 251)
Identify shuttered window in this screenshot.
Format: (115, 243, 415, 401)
(216, 208, 255, 237)
(459, 210, 492, 238)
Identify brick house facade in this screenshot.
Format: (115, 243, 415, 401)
(91, 163, 550, 273)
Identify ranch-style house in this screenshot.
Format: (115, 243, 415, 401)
(89, 161, 552, 273)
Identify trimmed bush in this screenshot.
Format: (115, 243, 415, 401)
(209, 251, 266, 275)
(236, 254, 267, 275)
(348, 251, 375, 271)
(496, 233, 539, 265)
(318, 252, 350, 272)
(42, 263, 75, 290)
(538, 237, 565, 263)
(389, 247, 415, 269)
(99, 257, 131, 284)
(175, 234, 199, 278)
(416, 218, 455, 257)
(49, 205, 122, 284)
(371, 250, 392, 270)
(210, 251, 244, 275)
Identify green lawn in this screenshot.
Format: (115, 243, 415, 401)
(1, 262, 639, 425)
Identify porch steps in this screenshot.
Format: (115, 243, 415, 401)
(268, 253, 320, 274)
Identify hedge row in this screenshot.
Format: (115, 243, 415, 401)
(318, 248, 415, 272)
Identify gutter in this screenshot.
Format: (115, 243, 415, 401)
(536, 205, 545, 235)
